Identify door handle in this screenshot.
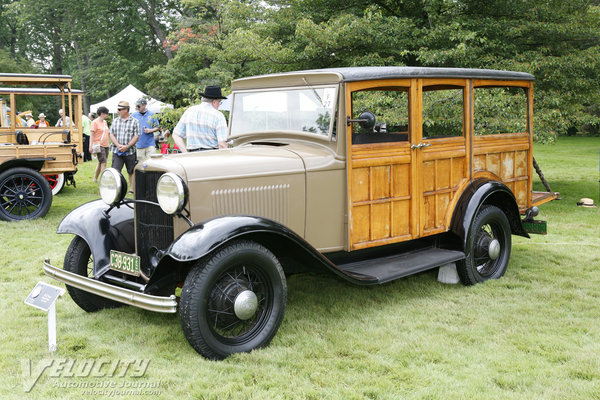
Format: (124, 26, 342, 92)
(410, 142, 432, 150)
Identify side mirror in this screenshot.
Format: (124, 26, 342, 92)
(346, 111, 376, 131)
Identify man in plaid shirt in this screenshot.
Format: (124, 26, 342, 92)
(172, 85, 228, 152)
(109, 100, 140, 192)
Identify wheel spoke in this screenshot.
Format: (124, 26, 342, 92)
(208, 308, 235, 315)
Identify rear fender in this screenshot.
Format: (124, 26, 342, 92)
(450, 178, 528, 255)
(57, 200, 134, 277)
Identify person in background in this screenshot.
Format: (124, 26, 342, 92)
(81, 112, 92, 162)
(91, 106, 111, 182)
(55, 108, 71, 127)
(36, 113, 50, 127)
(25, 113, 36, 127)
(172, 85, 228, 152)
(132, 98, 160, 162)
(109, 101, 140, 192)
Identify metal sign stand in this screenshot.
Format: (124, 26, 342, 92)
(25, 282, 65, 352)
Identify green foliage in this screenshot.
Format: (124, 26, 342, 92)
(2, 0, 600, 141)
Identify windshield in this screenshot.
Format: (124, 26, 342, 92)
(230, 86, 337, 137)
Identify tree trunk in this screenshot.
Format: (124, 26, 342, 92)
(73, 41, 89, 114)
(136, 0, 173, 60)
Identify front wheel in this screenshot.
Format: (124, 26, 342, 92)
(63, 236, 122, 312)
(180, 240, 287, 360)
(456, 205, 512, 285)
(0, 167, 52, 221)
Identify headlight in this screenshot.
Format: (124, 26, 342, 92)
(156, 173, 188, 214)
(99, 168, 127, 205)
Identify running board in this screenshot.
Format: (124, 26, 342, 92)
(336, 248, 465, 284)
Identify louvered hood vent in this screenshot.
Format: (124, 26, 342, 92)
(211, 184, 290, 225)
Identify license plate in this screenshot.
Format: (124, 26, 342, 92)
(110, 250, 141, 277)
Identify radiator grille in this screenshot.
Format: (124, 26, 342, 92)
(211, 184, 290, 225)
(135, 171, 174, 270)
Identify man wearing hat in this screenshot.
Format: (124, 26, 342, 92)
(36, 113, 50, 127)
(132, 97, 160, 162)
(109, 101, 141, 192)
(24, 113, 36, 127)
(172, 85, 228, 152)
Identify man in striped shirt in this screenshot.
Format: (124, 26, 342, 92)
(172, 86, 228, 152)
(109, 100, 140, 192)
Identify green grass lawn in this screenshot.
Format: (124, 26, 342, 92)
(1, 137, 600, 399)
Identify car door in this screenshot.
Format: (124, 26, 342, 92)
(416, 79, 471, 237)
(346, 79, 417, 251)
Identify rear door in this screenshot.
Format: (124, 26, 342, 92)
(416, 79, 470, 237)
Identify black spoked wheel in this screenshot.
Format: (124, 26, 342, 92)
(180, 240, 287, 360)
(456, 205, 512, 285)
(63, 236, 122, 312)
(0, 167, 52, 221)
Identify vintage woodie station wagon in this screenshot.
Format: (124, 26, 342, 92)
(0, 73, 83, 221)
(44, 67, 557, 359)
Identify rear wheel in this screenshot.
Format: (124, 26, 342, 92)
(63, 236, 122, 312)
(456, 205, 512, 285)
(44, 173, 65, 195)
(180, 240, 287, 360)
(0, 167, 52, 221)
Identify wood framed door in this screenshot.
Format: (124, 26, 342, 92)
(416, 79, 471, 237)
(346, 80, 418, 251)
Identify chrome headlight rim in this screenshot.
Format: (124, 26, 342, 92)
(98, 168, 127, 205)
(156, 172, 188, 215)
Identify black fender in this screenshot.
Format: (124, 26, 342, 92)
(0, 158, 51, 174)
(450, 178, 528, 256)
(57, 200, 135, 277)
(147, 215, 377, 289)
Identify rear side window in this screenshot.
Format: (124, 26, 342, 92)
(422, 86, 464, 139)
(474, 87, 528, 135)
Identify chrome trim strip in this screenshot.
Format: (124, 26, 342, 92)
(43, 259, 177, 313)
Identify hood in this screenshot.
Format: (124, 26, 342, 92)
(142, 144, 306, 182)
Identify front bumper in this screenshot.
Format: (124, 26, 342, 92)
(43, 259, 178, 313)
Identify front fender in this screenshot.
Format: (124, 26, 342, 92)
(58, 200, 135, 276)
(147, 215, 377, 289)
(163, 215, 302, 262)
(450, 178, 528, 254)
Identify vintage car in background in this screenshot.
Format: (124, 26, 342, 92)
(44, 67, 557, 359)
(0, 73, 83, 221)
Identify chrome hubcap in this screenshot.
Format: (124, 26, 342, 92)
(233, 290, 258, 320)
(488, 239, 501, 260)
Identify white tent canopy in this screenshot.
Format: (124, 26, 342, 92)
(90, 84, 173, 114)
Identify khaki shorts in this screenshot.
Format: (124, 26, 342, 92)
(97, 147, 109, 164)
(136, 146, 155, 163)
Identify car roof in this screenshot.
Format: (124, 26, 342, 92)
(232, 66, 534, 90)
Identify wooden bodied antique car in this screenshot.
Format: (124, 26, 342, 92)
(0, 73, 83, 221)
(43, 67, 557, 359)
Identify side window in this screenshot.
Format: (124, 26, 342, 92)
(422, 86, 464, 139)
(351, 88, 409, 145)
(474, 87, 527, 135)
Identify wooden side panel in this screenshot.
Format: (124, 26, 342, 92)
(349, 144, 413, 250)
(420, 139, 468, 235)
(473, 133, 530, 209)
